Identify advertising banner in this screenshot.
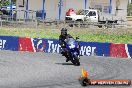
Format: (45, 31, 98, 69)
(0, 36, 18, 51)
(18, 37, 35, 52)
(42, 39, 61, 53)
(0, 36, 131, 58)
(32, 38, 47, 52)
(110, 44, 128, 58)
(79, 42, 110, 56)
(38, 39, 111, 57)
(127, 44, 132, 58)
(19, 38, 61, 53)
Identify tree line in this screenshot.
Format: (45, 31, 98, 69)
(0, 0, 16, 6)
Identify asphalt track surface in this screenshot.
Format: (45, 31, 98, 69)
(0, 51, 132, 88)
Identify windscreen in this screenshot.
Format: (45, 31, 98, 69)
(65, 38, 76, 45)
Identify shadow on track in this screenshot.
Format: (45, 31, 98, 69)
(55, 63, 74, 65)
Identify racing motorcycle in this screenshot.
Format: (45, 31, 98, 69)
(64, 37, 80, 66)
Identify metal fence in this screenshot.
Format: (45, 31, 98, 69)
(0, 10, 131, 29)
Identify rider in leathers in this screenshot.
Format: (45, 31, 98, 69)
(59, 28, 73, 62)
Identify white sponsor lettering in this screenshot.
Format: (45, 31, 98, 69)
(48, 40, 53, 52)
(0, 39, 6, 50)
(80, 46, 96, 56)
(48, 40, 96, 55)
(52, 44, 58, 53)
(48, 40, 61, 53)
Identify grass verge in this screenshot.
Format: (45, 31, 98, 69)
(0, 27, 132, 44)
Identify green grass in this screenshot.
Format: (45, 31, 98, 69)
(0, 27, 132, 44)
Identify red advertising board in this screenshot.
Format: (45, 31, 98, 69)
(110, 44, 128, 58)
(18, 37, 35, 52)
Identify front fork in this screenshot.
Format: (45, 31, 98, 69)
(71, 51, 80, 60)
(67, 49, 80, 60)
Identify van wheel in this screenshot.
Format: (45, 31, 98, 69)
(98, 25, 102, 28)
(69, 24, 73, 27)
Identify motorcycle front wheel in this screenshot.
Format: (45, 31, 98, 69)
(71, 55, 80, 66)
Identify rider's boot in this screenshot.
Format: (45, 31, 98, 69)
(65, 53, 70, 62)
(65, 55, 70, 62)
(61, 51, 65, 56)
(66, 56, 70, 62)
(61, 49, 70, 62)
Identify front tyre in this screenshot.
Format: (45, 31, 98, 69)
(74, 55, 80, 66)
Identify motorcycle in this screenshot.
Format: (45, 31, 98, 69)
(64, 37, 80, 66)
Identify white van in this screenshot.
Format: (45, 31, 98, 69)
(65, 9, 98, 22)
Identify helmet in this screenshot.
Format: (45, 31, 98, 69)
(61, 28, 67, 36)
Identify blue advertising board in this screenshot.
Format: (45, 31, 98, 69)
(0, 36, 19, 51)
(32, 38, 47, 52)
(33, 38, 61, 53)
(127, 44, 132, 58)
(0, 36, 131, 58)
(33, 38, 110, 57)
(79, 41, 110, 56)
